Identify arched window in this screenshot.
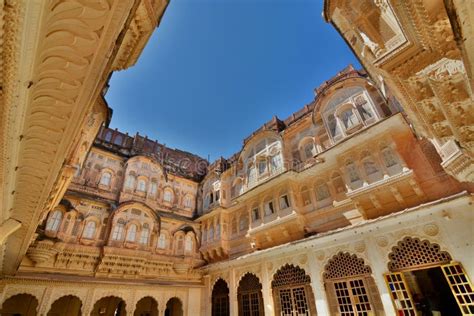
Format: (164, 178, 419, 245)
(137, 179, 146, 192)
(46, 210, 63, 232)
(163, 189, 173, 203)
(100, 172, 112, 186)
(257, 159, 267, 175)
(382, 147, 398, 167)
(231, 217, 238, 235)
(231, 180, 243, 198)
(279, 194, 291, 209)
(239, 215, 248, 232)
(355, 95, 375, 121)
(301, 186, 312, 206)
(158, 233, 167, 249)
(363, 158, 379, 176)
(184, 195, 193, 208)
(331, 172, 346, 194)
(177, 235, 184, 251)
(111, 221, 125, 240)
(113, 134, 123, 145)
(208, 226, 214, 241)
(302, 141, 316, 160)
(125, 174, 135, 189)
(212, 279, 230, 316)
(346, 162, 361, 183)
(340, 107, 359, 129)
(324, 252, 382, 315)
(270, 154, 282, 172)
(247, 164, 257, 185)
(264, 200, 275, 216)
(272, 264, 316, 316)
(327, 114, 339, 138)
(83, 221, 96, 239)
(126, 224, 137, 242)
(215, 223, 221, 239)
(315, 182, 331, 201)
(140, 226, 150, 245)
(238, 273, 264, 316)
(104, 130, 113, 142)
(150, 182, 158, 195)
(185, 235, 193, 252)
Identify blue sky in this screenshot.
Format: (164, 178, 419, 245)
(106, 0, 359, 161)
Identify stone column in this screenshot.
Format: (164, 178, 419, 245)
(261, 262, 275, 315)
(365, 236, 397, 316)
(307, 252, 330, 316)
(229, 269, 238, 316)
(38, 287, 53, 316)
(82, 288, 95, 316)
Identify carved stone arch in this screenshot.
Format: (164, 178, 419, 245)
(91, 295, 127, 316)
(211, 275, 230, 290)
(1, 293, 40, 315)
(134, 296, 158, 316)
(388, 236, 452, 272)
(1, 290, 41, 307)
(45, 289, 87, 314)
(47, 295, 83, 316)
(298, 136, 315, 151)
(165, 296, 184, 316)
(323, 251, 372, 280)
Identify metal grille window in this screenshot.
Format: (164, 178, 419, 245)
(272, 264, 315, 316)
(324, 252, 380, 315)
(238, 273, 263, 316)
(212, 279, 230, 316)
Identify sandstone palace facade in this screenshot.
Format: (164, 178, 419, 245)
(0, 1, 473, 316)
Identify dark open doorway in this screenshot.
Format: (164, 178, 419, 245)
(405, 267, 461, 316)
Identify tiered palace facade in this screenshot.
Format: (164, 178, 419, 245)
(0, 0, 473, 316)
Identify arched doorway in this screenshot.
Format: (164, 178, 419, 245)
(134, 297, 158, 316)
(323, 252, 383, 315)
(384, 236, 474, 315)
(237, 273, 264, 316)
(0, 293, 38, 316)
(47, 295, 82, 316)
(212, 279, 230, 316)
(271, 264, 317, 315)
(91, 296, 126, 316)
(164, 297, 183, 316)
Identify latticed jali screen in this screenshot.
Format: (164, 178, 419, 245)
(324, 252, 372, 280)
(272, 264, 311, 288)
(388, 237, 452, 271)
(238, 273, 263, 292)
